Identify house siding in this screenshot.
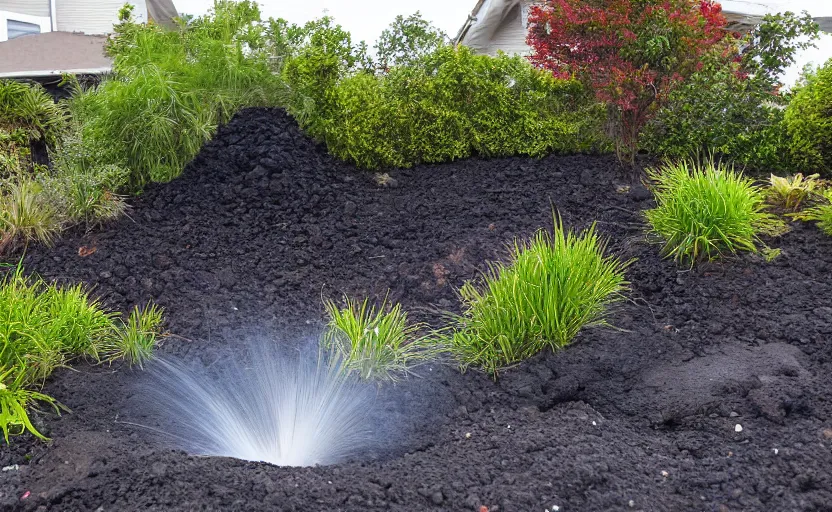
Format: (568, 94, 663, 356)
(0, 0, 50, 18)
(485, 4, 532, 56)
(55, 0, 147, 34)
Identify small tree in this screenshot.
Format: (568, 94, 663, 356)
(374, 12, 446, 71)
(527, 0, 727, 164)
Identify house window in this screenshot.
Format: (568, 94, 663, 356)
(7, 19, 40, 40)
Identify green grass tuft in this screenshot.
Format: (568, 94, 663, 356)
(795, 189, 832, 236)
(447, 217, 631, 376)
(0, 264, 164, 442)
(645, 159, 781, 265)
(111, 303, 165, 369)
(323, 295, 437, 381)
(0, 180, 61, 255)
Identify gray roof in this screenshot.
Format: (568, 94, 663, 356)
(0, 32, 110, 78)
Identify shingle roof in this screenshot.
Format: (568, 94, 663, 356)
(0, 32, 111, 78)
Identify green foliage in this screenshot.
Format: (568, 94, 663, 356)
(0, 367, 61, 443)
(285, 39, 608, 169)
(447, 218, 631, 376)
(785, 59, 832, 175)
(373, 12, 445, 70)
(281, 16, 367, 140)
(645, 12, 819, 170)
(0, 264, 165, 442)
(795, 189, 832, 235)
(0, 80, 65, 148)
(322, 295, 436, 381)
(645, 159, 780, 264)
(0, 179, 60, 255)
(68, 0, 286, 189)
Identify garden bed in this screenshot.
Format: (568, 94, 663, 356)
(2, 108, 831, 511)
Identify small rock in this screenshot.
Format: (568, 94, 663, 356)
(431, 491, 444, 505)
(729, 411, 739, 417)
(735, 424, 743, 433)
(823, 429, 832, 439)
(628, 500, 635, 508)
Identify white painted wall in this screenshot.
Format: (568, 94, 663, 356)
(0, 10, 51, 41)
(55, 0, 147, 34)
(486, 4, 532, 56)
(0, 0, 49, 18)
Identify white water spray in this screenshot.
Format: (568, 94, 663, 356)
(142, 343, 375, 467)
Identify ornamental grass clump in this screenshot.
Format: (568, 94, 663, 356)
(323, 296, 436, 381)
(795, 189, 832, 236)
(448, 218, 631, 376)
(645, 159, 780, 265)
(0, 265, 165, 442)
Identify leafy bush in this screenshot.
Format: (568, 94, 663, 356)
(0, 265, 165, 441)
(645, 12, 819, 170)
(67, 1, 285, 189)
(447, 218, 631, 376)
(284, 33, 608, 169)
(768, 173, 821, 211)
(645, 159, 780, 264)
(795, 189, 832, 235)
(322, 295, 436, 381)
(785, 59, 832, 175)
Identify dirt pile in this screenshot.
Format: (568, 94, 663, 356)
(2, 108, 831, 511)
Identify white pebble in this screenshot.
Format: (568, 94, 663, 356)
(735, 424, 743, 433)
(629, 500, 635, 507)
(661, 470, 669, 477)
(465, 432, 471, 439)
(1, 465, 19, 472)
(592, 421, 597, 426)
(552, 506, 560, 511)
(773, 448, 779, 455)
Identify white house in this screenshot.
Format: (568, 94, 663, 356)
(0, 0, 177, 78)
(455, 0, 832, 56)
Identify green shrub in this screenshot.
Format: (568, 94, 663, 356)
(281, 20, 609, 169)
(645, 159, 781, 264)
(322, 295, 436, 381)
(0, 265, 165, 441)
(785, 59, 832, 175)
(645, 12, 819, 171)
(67, 1, 286, 189)
(447, 218, 631, 376)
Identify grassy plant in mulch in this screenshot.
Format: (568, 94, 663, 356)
(323, 295, 437, 381)
(0, 264, 164, 442)
(446, 217, 631, 376)
(767, 173, 822, 212)
(645, 159, 783, 265)
(794, 189, 832, 236)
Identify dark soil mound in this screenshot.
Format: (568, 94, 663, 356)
(2, 108, 832, 512)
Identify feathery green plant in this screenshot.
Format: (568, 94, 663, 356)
(447, 218, 631, 376)
(645, 159, 781, 265)
(323, 295, 436, 381)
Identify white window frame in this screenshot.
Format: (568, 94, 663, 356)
(0, 11, 52, 42)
